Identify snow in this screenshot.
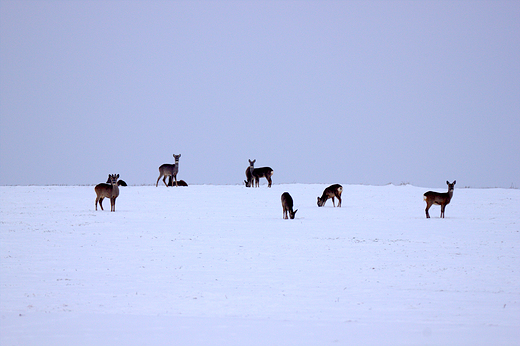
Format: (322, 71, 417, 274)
(1, 184, 519, 345)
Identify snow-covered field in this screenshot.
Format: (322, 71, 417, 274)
(1, 183, 519, 345)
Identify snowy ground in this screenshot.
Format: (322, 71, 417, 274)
(1, 183, 519, 345)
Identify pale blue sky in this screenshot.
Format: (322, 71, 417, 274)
(1, 0, 519, 187)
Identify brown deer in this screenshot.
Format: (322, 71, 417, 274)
(156, 154, 181, 187)
(106, 175, 127, 186)
(281, 192, 298, 219)
(317, 184, 343, 207)
(244, 159, 273, 187)
(423, 180, 456, 218)
(244, 159, 255, 187)
(95, 174, 120, 212)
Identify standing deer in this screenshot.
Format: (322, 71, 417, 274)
(244, 159, 255, 187)
(317, 184, 343, 207)
(106, 175, 127, 186)
(156, 154, 181, 187)
(244, 159, 273, 187)
(95, 174, 120, 212)
(281, 192, 298, 219)
(423, 180, 456, 218)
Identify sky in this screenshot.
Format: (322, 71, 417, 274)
(1, 0, 519, 188)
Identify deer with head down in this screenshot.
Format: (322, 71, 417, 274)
(95, 174, 120, 212)
(423, 180, 456, 218)
(281, 192, 298, 219)
(317, 184, 343, 207)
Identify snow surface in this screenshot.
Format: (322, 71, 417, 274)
(1, 184, 519, 345)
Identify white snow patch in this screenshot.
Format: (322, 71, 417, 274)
(1, 184, 519, 345)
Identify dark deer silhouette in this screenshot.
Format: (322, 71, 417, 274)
(95, 174, 120, 212)
(244, 159, 255, 187)
(167, 177, 188, 186)
(424, 180, 456, 218)
(244, 159, 273, 187)
(156, 154, 181, 187)
(281, 192, 298, 219)
(106, 175, 127, 186)
(317, 184, 343, 207)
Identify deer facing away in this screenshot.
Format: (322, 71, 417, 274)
(317, 184, 343, 207)
(281, 192, 298, 219)
(95, 174, 120, 212)
(156, 154, 181, 187)
(423, 180, 456, 218)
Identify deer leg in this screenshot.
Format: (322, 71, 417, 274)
(267, 176, 272, 188)
(99, 197, 104, 211)
(156, 175, 162, 187)
(110, 197, 115, 212)
(425, 203, 431, 218)
(174, 175, 178, 187)
(332, 197, 335, 207)
(162, 176, 169, 187)
(337, 195, 342, 207)
(95, 198, 99, 211)
(440, 205, 445, 218)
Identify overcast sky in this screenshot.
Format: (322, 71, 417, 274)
(1, 0, 519, 188)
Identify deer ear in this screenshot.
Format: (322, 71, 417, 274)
(453, 180, 456, 185)
(294, 209, 298, 214)
(446, 181, 449, 185)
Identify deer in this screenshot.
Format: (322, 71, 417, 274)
(423, 180, 456, 218)
(244, 159, 255, 187)
(245, 159, 273, 187)
(106, 175, 127, 186)
(156, 154, 181, 187)
(317, 184, 343, 207)
(167, 177, 188, 186)
(281, 192, 298, 219)
(95, 174, 120, 212)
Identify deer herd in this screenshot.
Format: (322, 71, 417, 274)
(95, 154, 456, 219)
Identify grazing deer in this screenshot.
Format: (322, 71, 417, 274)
(95, 174, 120, 212)
(423, 180, 456, 218)
(317, 184, 343, 207)
(281, 192, 298, 219)
(156, 154, 181, 187)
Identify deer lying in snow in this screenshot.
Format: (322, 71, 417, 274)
(281, 192, 298, 219)
(317, 184, 343, 207)
(423, 180, 456, 218)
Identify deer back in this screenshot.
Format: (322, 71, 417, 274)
(253, 167, 273, 178)
(424, 181, 456, 205)
(281, 192, 294, 210)
(95, 174, 120, 198)
(318, 184, 342, 206)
